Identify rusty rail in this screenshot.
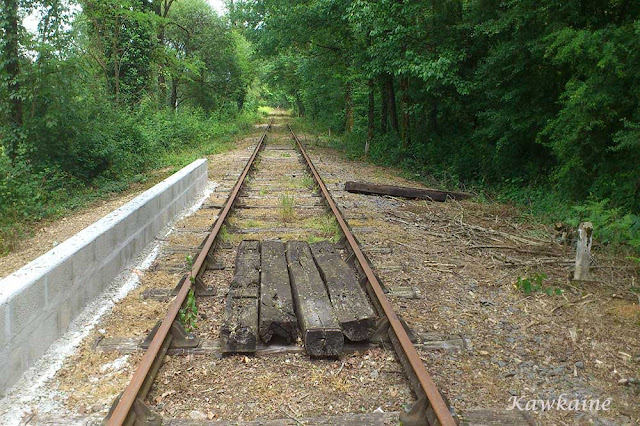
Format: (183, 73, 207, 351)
(287, 124, 456, 426)
(105, 121, 272, 425)
(106, 120, 453, 425)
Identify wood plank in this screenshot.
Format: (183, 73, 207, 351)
(461, 408, 534, 425)
(285, 241, 343, 356)
(164, 412, 400, 425)
(95, 337, 376, 356)
(259, 241, 298, 343)
(344, 181, 472, 202)
(238, 194, 321, 200)
(235, 203, 323, 209)
(310, 241, 376, 341)
(37, 412, 400, 426)
(386, 286, 422, 299)
(95, 332, 470, 355)
(229, 227, 321, 234)
(221, 240, 260, 353)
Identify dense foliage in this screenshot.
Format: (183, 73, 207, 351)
(0, 0, 258, 253)
(232, 0, 640, 249)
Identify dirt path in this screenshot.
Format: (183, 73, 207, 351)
(0, 180, 163, 279)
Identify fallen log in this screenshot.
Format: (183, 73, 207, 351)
(221, 240, 260, 353)
(344, 181, 471, 202)
(310, 241, 376, 341)
(259, 241, 298, 343)
(286, 241, 343, 356)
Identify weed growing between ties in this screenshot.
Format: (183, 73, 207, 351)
(279, 193, 295, 222)
(305, 215, 341, 243)
(244, 219, 261, 228)
(179, 288, 198, 332)
(302, 173, 316, 189)
(515, 272, 563, 296)
(219, 224, 230, 242)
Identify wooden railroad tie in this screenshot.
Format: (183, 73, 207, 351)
(259, 241, 298, 343)
(344, 180, 472, 202)
(286, 241, 344, 357)
(221, 240, 261, 353)
(310, 241, 376, 341)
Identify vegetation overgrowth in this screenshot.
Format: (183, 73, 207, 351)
(0, 0, 260, 255)
(3, 0, 640, 256)
(229, 0, 640, 253)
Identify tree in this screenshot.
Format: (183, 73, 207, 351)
(1, 0, 23, 161)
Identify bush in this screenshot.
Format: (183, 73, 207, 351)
(0, 101, 258, 255)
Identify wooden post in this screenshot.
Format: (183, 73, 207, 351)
(573, 222, 593, 281)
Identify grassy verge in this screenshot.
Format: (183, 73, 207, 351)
(0, 109, 260, 256)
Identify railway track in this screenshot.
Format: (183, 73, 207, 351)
(103, 118, 456, 426)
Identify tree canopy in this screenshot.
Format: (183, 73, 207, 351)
(231, 0, 640, 216)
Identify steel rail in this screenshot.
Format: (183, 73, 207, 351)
(106, 121, 272, 425)
(287, 124, 456, 426)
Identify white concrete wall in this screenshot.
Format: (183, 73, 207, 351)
(0, 159, 208, 395)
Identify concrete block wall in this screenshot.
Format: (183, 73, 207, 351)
(0, 158, 208, 396)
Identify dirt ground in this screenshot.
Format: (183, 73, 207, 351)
(301, 135, 640, 425)
(3, 117, 638, 425)
(0, 171, 173, 279)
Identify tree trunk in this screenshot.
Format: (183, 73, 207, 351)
(380, 78, 388, 134)
(295, 92, 305, 117)
(112, 19, 121, 104)
(3, 0, 23, 161)
(386, 75, 399, 132)
(170, 77, 178, 110)
(345, 81, 354, 133)
(366, 78, 374, 156)
(401, 76, 410, 147)
(157, 27, 167, 105)
(155, 0, 171, 107)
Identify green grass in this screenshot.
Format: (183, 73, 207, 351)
(279, 193, 296, 222)
(243, 219, 261, 228)
(258, 106, 275, 116)
(304, 215, 341, 242)
(218, 224, 230, 243)
(302, 173, 316, 189)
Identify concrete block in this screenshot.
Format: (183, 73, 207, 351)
(0, 302, 9, 350)
(71, 242, 96, 287)
(24, 311, 59, 366)
(56, 299, 73, 332)
(45, 258, 74, 308)
(94, 229, 116, 267)
(9, 278, 46, 339)
(0, 358, 9, 398)
(0, 158, 208, 394)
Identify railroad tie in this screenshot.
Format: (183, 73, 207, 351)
(310, 241, 377, 341)
(259, 240, 299, 343)
(286, 241, 344, 357)
(221, 240, 261, 353)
